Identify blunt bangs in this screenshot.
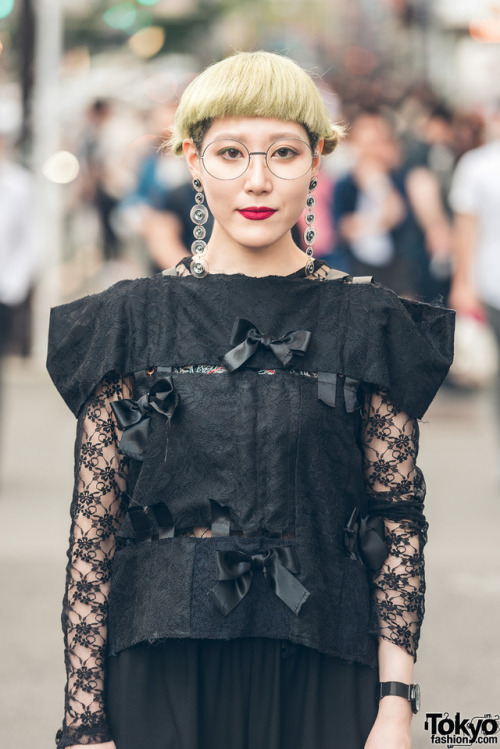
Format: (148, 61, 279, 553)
(167, 51, 343, 156)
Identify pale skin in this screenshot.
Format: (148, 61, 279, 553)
(70, 116, 414, 749)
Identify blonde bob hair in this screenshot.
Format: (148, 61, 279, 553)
(167, 51, 344, 156)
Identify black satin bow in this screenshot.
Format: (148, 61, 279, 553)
(344, 507, 387, 572)
(209, 547, 310, 616)
(221, 318, 312, 372)
(111, 377, 179, 461)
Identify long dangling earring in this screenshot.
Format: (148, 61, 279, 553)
(304, 177, 318, 276)
(189, 177, 209, 278)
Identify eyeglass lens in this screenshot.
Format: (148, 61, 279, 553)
(201, 138, 314, 180)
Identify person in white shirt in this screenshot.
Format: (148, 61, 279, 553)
(449, 106, 500, 440)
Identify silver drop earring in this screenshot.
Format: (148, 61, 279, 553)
(304, 177, 318, 276)
(189, 177, 209, 278)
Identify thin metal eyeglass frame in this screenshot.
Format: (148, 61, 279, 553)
(197, 138, 318, 181)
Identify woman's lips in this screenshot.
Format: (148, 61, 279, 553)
(238, 207, 277, 220)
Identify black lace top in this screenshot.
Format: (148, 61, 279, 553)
(52, 259, 452, 747)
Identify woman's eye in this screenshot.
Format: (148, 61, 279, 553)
(219, 148, 243, 160)
(273, 147, 297, 159)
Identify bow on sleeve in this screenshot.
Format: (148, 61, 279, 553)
(209, 546, 310, 616)
(344, 507, 387, 572)
(221, 318, 312, 372)
(111, 377, 179, 461)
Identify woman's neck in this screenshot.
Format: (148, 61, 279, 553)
(203, 228, 308, 277)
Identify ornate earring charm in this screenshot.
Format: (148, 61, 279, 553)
(304, 177, 318, 276)
(189, 177, 209, 278)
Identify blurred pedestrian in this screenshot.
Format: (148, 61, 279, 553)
(449, 104, 500, 453)
(77, 100, 121, 261)
(0, 131, 37, 464)
(77, 100, 142, 264)
(403, 104, 454, 304)
(119, 102, 194, 273)
(332, 110, 416, 295)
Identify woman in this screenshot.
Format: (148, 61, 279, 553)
(48, 52, 454, 749)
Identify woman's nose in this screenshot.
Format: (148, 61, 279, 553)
(244, 153, 272, 190)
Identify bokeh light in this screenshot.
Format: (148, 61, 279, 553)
(42, 151, 80, 184)
(128, 26, 165, 58)
(136, 0, 161, 5)
(0, 0, 14, 21)
(103, 4, 137, 31)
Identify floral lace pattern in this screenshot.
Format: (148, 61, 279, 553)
(361, 386, 427, 658)
(56, 373, 131, 748)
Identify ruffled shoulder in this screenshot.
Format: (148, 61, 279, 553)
(46, 276, 152, 416)
(335, 280, 455, 418)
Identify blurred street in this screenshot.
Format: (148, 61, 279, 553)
(2, 1, 500, 747)
(0, 356, 498, 749)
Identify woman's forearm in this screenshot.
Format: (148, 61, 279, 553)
(376, 638, 414, 724)
(365, 638, 414, 748)
(377, 637, 414, 683)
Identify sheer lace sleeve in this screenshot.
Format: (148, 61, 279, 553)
(56, 372, 132, 748)
(361, 386, 428, 660)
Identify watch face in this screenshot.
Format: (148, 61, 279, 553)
(411, 684, 421, 714)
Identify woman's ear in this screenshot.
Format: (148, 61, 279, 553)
(182, 139, 201, 179)
(312, 138, 324, 176)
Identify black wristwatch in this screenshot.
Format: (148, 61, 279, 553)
(378, 682, 421, 714)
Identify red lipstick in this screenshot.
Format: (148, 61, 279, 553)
(238, 207, 277, 220)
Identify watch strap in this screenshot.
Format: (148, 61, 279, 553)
(379, 681, 420, 714)
(379, 681, 411, 700)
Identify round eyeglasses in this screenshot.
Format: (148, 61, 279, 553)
(198, 138, 316, 181)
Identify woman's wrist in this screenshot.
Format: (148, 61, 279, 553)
(377, 694, 413, 723)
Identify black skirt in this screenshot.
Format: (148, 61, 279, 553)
(106, 638, 379, 749)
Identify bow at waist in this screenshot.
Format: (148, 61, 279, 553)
(209, 546, 310, 616)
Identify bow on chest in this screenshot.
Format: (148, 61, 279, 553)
(221, 317, 312, 372)
(110, 377, 179, 461)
